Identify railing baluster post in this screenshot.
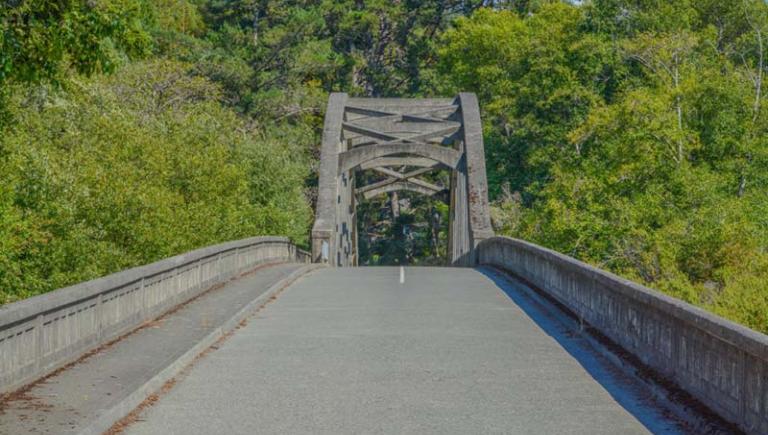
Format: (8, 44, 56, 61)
(96, 293, 104, 341)
(197, 259, 203, 289)
(216, 252, 222, 281)
(35, 314, 45, 371)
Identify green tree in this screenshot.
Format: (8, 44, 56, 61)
(0, 0, 151, 85)
(0, 59, 311, 303)
(437, 3, 768, 333)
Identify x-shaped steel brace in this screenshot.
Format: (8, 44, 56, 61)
(356, 165, 444, 198)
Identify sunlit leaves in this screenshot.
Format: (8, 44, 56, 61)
(0, 60, 311, 303)
(438, 3, 768, 333)
(0, 0, 152, 85)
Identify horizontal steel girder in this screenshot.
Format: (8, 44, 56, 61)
(343, 123, 461, 148)
(359, 157, 441, 170)
(361, 181, 445, 200)
(356, 166, 443, 196)
(344, 105, 459, 124)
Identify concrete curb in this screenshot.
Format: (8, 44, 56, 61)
(77, 263, 323, 435)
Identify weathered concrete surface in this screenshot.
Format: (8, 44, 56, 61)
(337, 142, 463, 174)
(0, 263, 311, 435)
(457, 93, 494, 258)
(478, 237, 768, 435)
(125, 267, 687, 435)
(311, 93, 350, 265)
(359, 156, 440, 170)
(361, 180, 443, 200)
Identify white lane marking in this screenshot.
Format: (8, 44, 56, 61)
(400, 266, 405, 284)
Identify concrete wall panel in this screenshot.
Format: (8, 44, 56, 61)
(478, 237, 768, 434)
(0, 237, 309, 395)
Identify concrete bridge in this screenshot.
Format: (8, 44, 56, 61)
(311, 93, 493, 266)
(1, 96, 767, 435)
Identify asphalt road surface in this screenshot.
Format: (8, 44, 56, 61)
(125, 267, 687, 435)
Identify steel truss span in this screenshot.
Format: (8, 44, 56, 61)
(311, 94, 493, 266)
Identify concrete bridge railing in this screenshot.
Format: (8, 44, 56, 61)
(0, 236, 309, 395)
(478, 237, 768, 435)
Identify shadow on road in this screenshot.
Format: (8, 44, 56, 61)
(478, 267, 692, 435)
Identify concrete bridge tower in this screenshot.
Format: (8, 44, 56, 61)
(311, 93, 493, 266)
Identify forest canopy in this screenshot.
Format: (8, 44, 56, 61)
(1, 0, 767, 334)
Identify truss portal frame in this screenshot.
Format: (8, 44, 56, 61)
(312, 93, 493, 266)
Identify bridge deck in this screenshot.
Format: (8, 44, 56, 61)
(0, 263, 307, 435)
(125, 267, 685, 435)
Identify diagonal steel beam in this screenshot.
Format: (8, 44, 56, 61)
(341, 122, 401, 142)
(361, 181, 444, 200)
(356, 166, 442, 196)
(352, 124, 461, 148)
(372, 166, 439, 182)
(345, 105, 459, 124)
(359, 157, 441, 170)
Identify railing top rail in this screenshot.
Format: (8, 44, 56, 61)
(0, 236, 292, 330)
(479, 236, 768, 360)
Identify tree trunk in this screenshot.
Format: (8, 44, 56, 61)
(430, 207, 440, 258)
(390, 191, 400, 219)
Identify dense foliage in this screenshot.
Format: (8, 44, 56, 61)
(1, 0, 767, 334)
(0, 1, 312, 303)
(0, 0, 151, 84)
(438, 1, 768, 333)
